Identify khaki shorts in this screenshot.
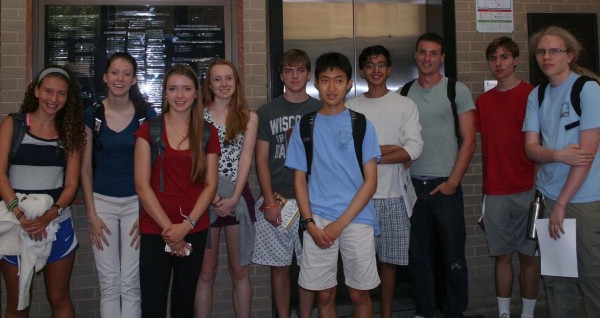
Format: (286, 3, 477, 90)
(299, 215, 380, 291)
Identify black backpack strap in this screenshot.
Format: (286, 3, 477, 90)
(134, 104, 149, 127)
(399, 79, 416, 97)
(9, 113, 27, 164)
(570, 75, 597, 118)
(92, 102, 105, 150)
(537, 82, 549, 108)
(149, 115, 166, 192)
(349, 109, 366, 179)
(299, 111, 317, 176)
(447, 78, 460, 143)
(536, 82, 550, 145)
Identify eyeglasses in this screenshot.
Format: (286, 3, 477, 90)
(533, 48, 569, 56)
(364, 63, 388, 70)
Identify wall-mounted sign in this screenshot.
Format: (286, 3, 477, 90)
(476, 0, 513, 33)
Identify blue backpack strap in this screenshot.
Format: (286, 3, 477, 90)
(349, 109, 366, 179)
(9, 113, 27, 164)
(203, 120, 211, 152)
(148, 114, 166, 192)
(299, 111, 317, 176)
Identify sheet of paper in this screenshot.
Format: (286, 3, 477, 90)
(535, 218, 578, 278)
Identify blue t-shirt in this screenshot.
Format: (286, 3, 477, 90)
(523, 72, 600, 203)
(84, 105, 158, 197)
(285, 109, 381, 234)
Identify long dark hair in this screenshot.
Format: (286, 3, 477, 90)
(105, 52, 152, 111)
(20, 66, 85, 153)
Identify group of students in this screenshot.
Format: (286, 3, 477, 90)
(0, 24, 598, 318)
(0, 55, 255, 318)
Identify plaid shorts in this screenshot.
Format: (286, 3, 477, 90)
(373, 197, 410, 265)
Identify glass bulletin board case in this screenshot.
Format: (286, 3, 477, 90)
(33, 0, 235, 110)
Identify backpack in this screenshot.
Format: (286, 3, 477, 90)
(537, 75, 598, 131)
(400, 78, 460, 142)
(148, 114, 211, 192)
(299, 109, 367, 179)
(8, 113, 27, 164)
(92, 101, 148, 150)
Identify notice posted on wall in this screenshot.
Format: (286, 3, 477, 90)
(476, 0, 513, 33)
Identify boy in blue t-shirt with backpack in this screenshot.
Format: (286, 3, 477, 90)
(285, 52, 381, 317)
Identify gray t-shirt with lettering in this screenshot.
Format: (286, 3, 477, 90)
(256, 95, 321, 198)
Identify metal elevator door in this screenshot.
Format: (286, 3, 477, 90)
(281, 1, 431, 316)
(282, 0, 428, 99)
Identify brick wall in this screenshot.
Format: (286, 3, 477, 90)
(2, 0, 600, 317)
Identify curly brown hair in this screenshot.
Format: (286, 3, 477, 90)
(202, 59, 249, 144)
(20, 66, 86, 153)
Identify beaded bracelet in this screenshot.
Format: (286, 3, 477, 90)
(16, 212, 25, 220)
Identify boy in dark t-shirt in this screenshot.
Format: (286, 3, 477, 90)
(253, 49, 320, 318)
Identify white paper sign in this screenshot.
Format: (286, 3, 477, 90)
(476, 0, 514, 33)
(535, 218, 578, 278)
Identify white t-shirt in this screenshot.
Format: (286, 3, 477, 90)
(346, 91, 423, 199)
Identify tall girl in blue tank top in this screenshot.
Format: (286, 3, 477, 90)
(195, 60, 258, 318)
(81, 52, 156, 318)
(0, 66, 85, 317)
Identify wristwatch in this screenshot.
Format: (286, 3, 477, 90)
(300, 218, 315, 231)
(52, 204, 64, 216)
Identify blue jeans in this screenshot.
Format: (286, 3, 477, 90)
(409, 177, 468, 318)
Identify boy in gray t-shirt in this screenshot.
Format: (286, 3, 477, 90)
(252, 49, 320, 318)
(398, 32, 476, 318)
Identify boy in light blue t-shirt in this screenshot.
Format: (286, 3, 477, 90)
(285, 52, 381, 317)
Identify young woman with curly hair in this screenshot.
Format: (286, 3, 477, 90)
(81, 52, 156, 318)
(134, 64, 220, 317)
(195, 59, 258, 318)
(0, 66, 85, 317)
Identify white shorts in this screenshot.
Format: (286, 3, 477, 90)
(252, 196, 303, 266)
(299, 215, 380, 291)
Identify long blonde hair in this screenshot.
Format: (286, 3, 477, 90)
(162, 64, 207, 184)
(529, 26, 600, 81)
